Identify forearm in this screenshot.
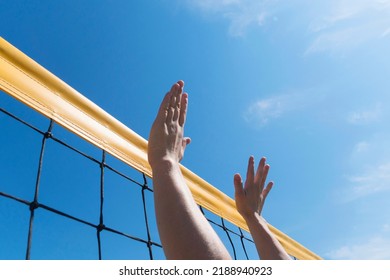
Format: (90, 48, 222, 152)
(244, 213, 291, 260)
(152, 160, 231, 260)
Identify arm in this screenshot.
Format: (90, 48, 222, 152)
(234, 156, 291, 260)
(148, 81, 231, 260)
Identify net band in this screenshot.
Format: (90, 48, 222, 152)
(0, 37, 321, 260)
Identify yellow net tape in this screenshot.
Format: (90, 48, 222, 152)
(0, 37, 321, 260)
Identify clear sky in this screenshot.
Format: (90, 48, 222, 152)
(1, 0, 390, 260)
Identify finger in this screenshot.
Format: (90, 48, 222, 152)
(262, 181, 274, 201)
(233, 173, 245, 198)
(244, 156, 255, 190)
(179, 93, 188, 127)
(260, 164, 270, 192)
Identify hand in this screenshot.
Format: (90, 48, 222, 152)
(234, 156, 274, 219)
(148, 81, 191, 168)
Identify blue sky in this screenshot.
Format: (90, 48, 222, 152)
(1, 0, 390, 260)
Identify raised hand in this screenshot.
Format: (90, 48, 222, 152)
(148, 81, 231, 259)
(148, 80, 191, 168)
(233, 156, 290, 259)
(234, 156, 274, 219)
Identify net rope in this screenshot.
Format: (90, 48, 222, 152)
(0, 36, 321, 259)
(0, 104, 258, 260)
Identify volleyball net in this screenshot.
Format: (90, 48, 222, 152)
(0, 37, 321, 260)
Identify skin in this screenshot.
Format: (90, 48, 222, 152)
(234, 156, 291, 260)
(148, 80, 290, 260)
(148, 81, 231, 259)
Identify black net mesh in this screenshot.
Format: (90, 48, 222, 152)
(0, 92, 261, 260)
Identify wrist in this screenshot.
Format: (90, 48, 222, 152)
(242, 212, 265, 224)
(242, 213, 271, 236)
(149, 157, 180, 172)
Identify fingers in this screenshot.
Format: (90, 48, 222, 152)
(173, 82, 183, 121)
(166, 82, 181, 122)
(156, 90, 173, 120)
(254, 157, 270, 191)
(165, 80, 186, 124)
(254, 157, 266, 182)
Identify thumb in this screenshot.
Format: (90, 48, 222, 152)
(179, 137, 191, 162)
(183, 137, 191, 146)
(234, 173, 244, 198)
(182, 137, 191, 152)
